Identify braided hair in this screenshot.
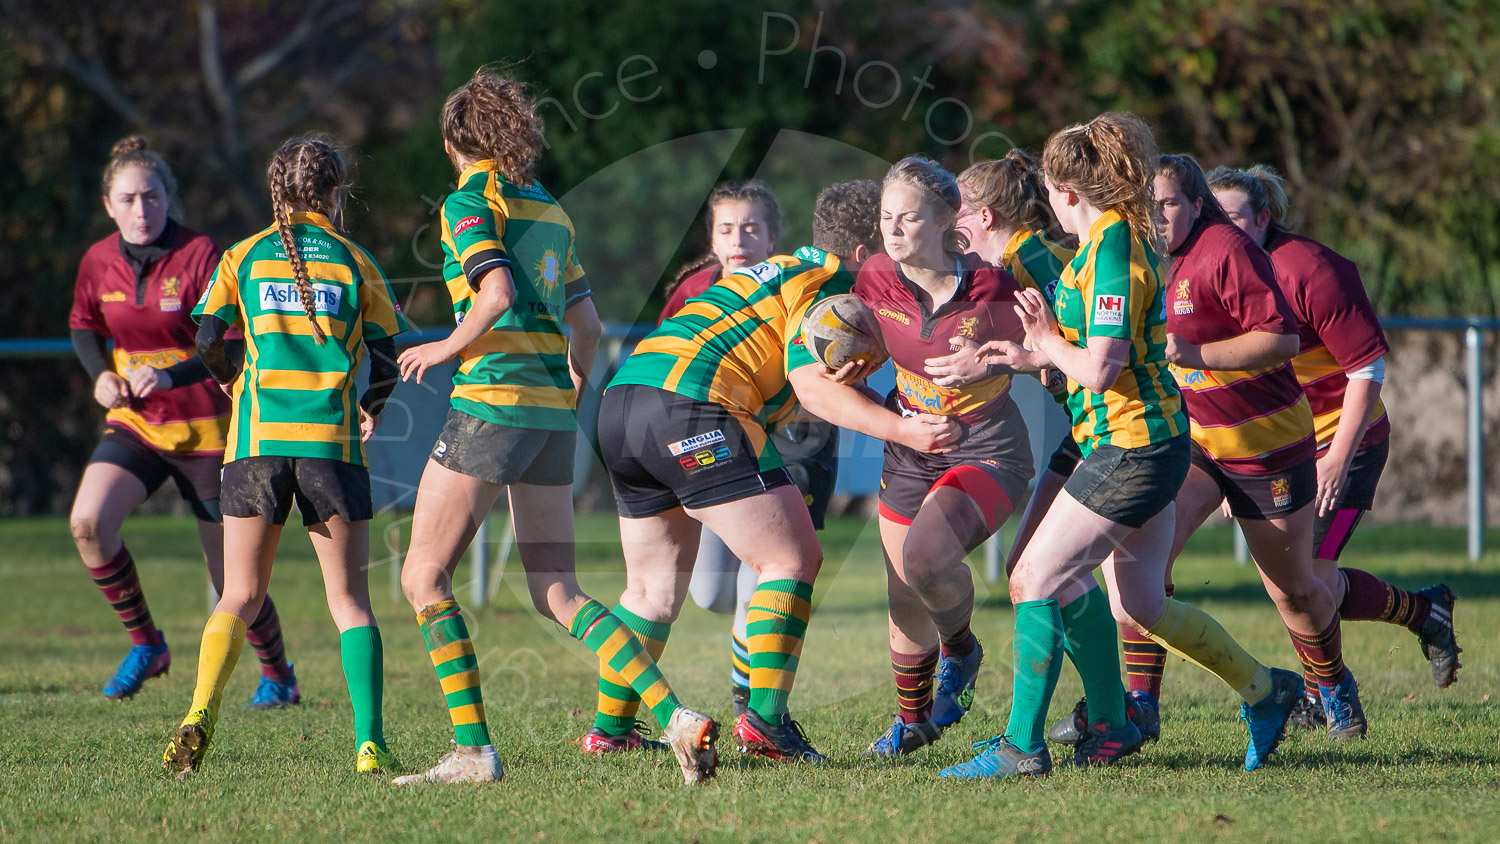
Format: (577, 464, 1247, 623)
(265, 137, 349, 345)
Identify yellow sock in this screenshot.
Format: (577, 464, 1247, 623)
(1142, 598, 1272, 703)
(187, 612, 247, 719)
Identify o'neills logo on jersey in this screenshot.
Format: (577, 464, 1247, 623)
(260, 282, 342, 314)
(667, 430, 725, 456)
(453, 216, 485, 236)
(877, 307, 910, 325)
(1093, 294, 1124, 327)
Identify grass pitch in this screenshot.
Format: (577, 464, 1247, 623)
(2, 514, 1497, 843)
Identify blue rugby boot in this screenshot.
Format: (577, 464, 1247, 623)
(865, 715, 942, 758)
(939, 735, 1052, 780)
(931, 637, 983, 728)
(246, 663, 301, 709)
(1319, 672, 1367, 741)
(102, 637, 170, 700)
(1239, 667, 1301, 771)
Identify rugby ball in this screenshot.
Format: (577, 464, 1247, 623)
(800, 294, 888, 370)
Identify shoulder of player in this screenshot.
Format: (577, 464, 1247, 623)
(440, 183, 499, 226)
(324, 231, 388, 282)
(730, 253, 806, 287)
(1268, 230, 1358, 283)
(962, 252, 1020, 298)
(220, 224, 282, 269)
(851, 251, 899, 296)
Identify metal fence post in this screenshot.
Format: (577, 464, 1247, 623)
(1234, 522, 1249, 565)
(472, 514, 490, 607)
(1467, 325, 1485, 561)
(984, 527, 1004, 583)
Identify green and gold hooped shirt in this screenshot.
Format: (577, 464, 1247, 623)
(1052, 209, 1184, 455)
(192, 211, 408, 466)
(439, 159, 593, 431)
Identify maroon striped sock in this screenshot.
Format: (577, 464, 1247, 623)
(893, 648, 939, 724)
(1121, 585, 1170, 697)
(1338, 568, 1433, 633)
(1301, 668, 1319, 701)
(1287, 617, 1349, 690)
(1121, 624, 1166, 697)
(88, 545, 162, 647)
(245, 596, 294, 681)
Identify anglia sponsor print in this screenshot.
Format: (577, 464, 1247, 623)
(666, 430, 726, 457)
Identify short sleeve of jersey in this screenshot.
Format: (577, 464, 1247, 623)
(563, 237, 592, 309)
(348, 245, 410, 341)
(1299, 253, 1388, 371)
(783, 271, 827, 375)
(1216, 241, 1295, 336)
(441, 191, 509, 291)
(192, 253, 242, 327)
(1085, 224, 1140, 341)
(67, 254, 105, 334)
(182, 238, 240, 339)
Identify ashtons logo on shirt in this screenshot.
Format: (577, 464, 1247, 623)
(453, 216, 485, 236)
(1093, 294, 1125, 327)
(260, 282, 342, 314)
(102, 291, 127, 303)
(877, 307, 910, 326)
(667, 429, 725, 456)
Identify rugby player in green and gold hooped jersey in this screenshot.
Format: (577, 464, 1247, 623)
(164, 137, 408, 778)
(945, 113, 1302, 783)
(597, 179, 962, 765)
(954, 150, 1083, 581)
(392, 67, 720, 788)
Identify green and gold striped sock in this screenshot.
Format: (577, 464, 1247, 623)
(417, 601, 490, 748)
(570, 599, 681, 728)
(745, 579, 814, 722)
(593, 604, 671, 736)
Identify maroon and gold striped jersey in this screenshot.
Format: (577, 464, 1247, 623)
(1166, 219, 1314, 475)
(68, 226, 230, 455)
(853, 252, 1024, 425)
(1267, 230, 1390, 452)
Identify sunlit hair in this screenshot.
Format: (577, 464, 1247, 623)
(266, 137, 350, 345)
(441, 65, 545, 186)
(883, 155, 969, 254)
(1157, 153, 1230, 227)
(101, 135, 182, 218)
(1207, 164, 1296, 233)
(705, 179, 782, 245)
(1041, 112, 1160, 249)
(812, 179, 882, 258)
(957, 149, 1054, 236)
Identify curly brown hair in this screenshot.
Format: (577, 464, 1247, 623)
(266, 137, 350, 346)
(1041, 112, 1160, 251)
(441, 66, 545, 186)
(812, 179, 881, 258)
(101, 135, 181, 218)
